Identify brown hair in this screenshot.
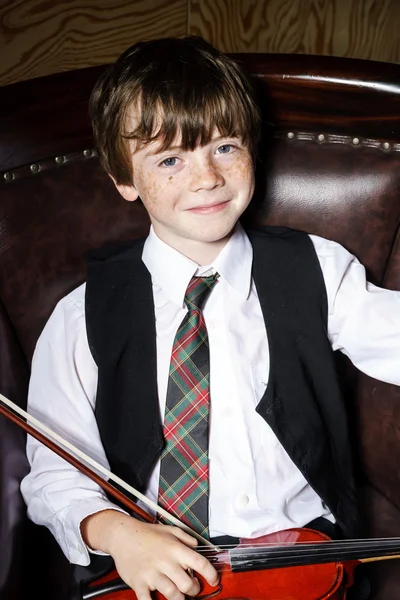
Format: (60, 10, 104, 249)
(89, 36, 261, 185)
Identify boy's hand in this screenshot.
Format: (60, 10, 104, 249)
(81, 511, 219, 600)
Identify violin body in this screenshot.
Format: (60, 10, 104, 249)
(84, 528, 357, 600)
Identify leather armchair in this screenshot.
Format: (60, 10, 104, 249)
(0, 53, 399, 600)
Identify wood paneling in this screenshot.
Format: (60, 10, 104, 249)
(189, 0, 400, 62)
(1, 0, 400, 87)
(0, 0, 187, 86)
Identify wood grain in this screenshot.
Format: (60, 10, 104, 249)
(1, 0, 400, 87)
(189, 0, 400, 62)
(0, 0, 187, 86)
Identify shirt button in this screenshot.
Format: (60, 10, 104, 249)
(239, 494, 249, 507)
(76, 544, 83, 553)
(224, 407, 234, 417)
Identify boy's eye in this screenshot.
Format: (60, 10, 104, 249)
(217, 144, 232, 154)
(161, 157, 178, 167)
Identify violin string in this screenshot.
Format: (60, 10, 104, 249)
(191, 552, 400, 570)
(193, 543, 400, 567)
(195, 536, 400, 551)
(223, 549, 400, 566)
(194, 538, 400, 566)
(196, 541, 400, 556)
(230, 547, 400, 566)
(226, 552, 399, 568)
(228, 542, 400, 557)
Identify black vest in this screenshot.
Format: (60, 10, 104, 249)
(85, 226, 363, 539)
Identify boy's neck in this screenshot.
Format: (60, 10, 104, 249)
(154, 229, 233, 266)
(183, 240, 228, 266)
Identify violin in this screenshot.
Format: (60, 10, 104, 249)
(83, 529, 400, 600)
(1, 393, 400, 600)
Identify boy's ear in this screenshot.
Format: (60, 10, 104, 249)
(109, 174, 140, 202)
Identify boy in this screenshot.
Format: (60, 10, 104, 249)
(21, 36, 400, 600)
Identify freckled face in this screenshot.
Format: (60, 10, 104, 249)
(114, 130, 255, 258)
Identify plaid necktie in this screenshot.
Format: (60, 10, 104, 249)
(158, 273, 219, 538)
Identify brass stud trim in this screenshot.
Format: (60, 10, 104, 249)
(278, 131, 400, 152)
(1, 148, 98, 183)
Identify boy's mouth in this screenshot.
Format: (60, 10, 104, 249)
(188, 200, 230, 214)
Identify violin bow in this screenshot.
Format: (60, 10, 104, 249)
(0, 392, 216, 549)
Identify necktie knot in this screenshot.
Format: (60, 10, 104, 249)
(184, 273, 219, 311)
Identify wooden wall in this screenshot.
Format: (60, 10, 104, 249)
(1, 0, 399, 87)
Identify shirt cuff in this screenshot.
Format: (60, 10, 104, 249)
(62, 498, 128, 565)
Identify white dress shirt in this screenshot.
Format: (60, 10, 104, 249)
(21, 223, 400, 565)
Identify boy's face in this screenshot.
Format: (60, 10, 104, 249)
(114, 126, 255, 262)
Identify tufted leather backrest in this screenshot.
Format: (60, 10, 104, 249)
(0, 54, 400, 600)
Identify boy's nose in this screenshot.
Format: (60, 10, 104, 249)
(189, 159, 224, 192)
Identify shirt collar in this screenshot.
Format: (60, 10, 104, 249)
(142, 223, 253, 307)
